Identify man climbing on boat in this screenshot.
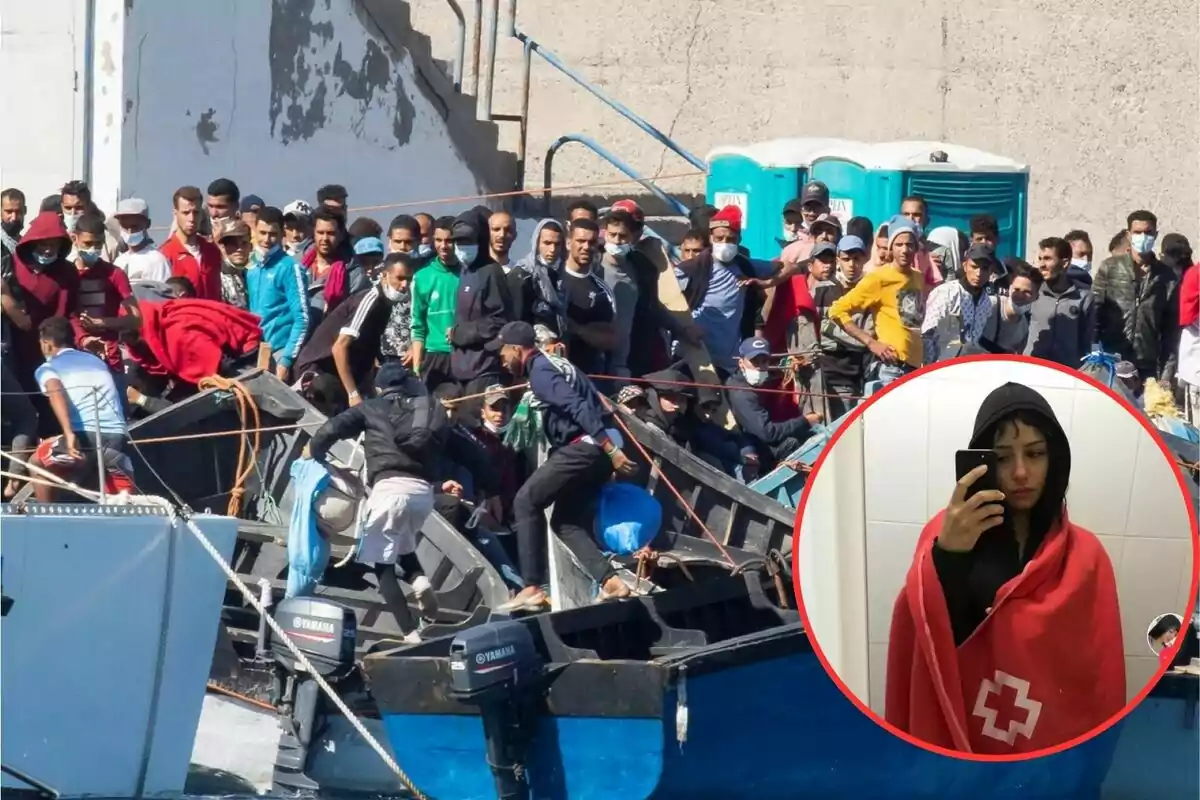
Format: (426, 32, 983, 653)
(495, 320, 638, 611)
(306, 362, 440, 642)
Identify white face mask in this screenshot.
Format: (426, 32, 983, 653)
(381, 281, 403, 301)
(287, 239, 310, 257)
(712, 242, 738, 263)
(121, 229, 147, 247)
(743, 367, 768, 386)
(604, 242, 631, 258)
(1069, 257, 1091, 272)
(417, 243, 434, 259)
(255, 243, 281, 261)
(62, 212, 81, 233)
(454, 244, 478, 264)
(1129, 232, 1157, 255)
(483, 419, 504, 434)
(782, 228, 799, 243)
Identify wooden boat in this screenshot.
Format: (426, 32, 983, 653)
(360, 568, 1145, 800)
(548, 406, 796, 610)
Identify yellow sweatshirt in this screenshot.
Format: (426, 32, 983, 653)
(828, 264, 927, 368)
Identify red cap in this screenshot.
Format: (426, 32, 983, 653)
(710, 205, 743, 234)
(610, 199, 645, 224)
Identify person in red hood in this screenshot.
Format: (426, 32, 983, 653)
(159, 185, 223, 301)
(8, 210, 79, 391)
(886, 382, 1124, 756)
(69, 212, 140, 379)
(1176, 249, 1199, 424)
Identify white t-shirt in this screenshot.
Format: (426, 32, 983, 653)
(35, 348, 126, 435)
(115, 246, 172, 283)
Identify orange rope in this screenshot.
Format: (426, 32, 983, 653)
(206, 681, 276, 713)
(197, 376, 261, 517)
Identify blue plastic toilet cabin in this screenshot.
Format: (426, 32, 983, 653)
(705, 138, 1030, 261)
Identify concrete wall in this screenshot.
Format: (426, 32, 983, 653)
(1, 0, 500, 227)
(408, 0, 1200, 248)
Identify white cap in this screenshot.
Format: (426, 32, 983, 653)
(114, 197, 149, 218)
(283, 199, 313, 220)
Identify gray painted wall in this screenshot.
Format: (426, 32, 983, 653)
(407, 0, 1199, 250)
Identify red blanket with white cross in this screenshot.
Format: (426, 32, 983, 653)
(884, 509, 1126, 755)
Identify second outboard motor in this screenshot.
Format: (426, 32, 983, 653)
(266, 596, 359, 793)
(449, 620, 545, 800)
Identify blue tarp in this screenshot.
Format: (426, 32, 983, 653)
(286, 458, 333, 598)
(595, 482, 661, 555)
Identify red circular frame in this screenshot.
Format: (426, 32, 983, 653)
(789, 352, 1200, 762)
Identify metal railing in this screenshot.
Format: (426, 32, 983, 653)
(542, 135, 691, 218)
(459, 0, 701, 206)
(441, 0, 467, 91)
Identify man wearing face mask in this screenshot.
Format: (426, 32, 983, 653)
(414, 213, 435, 261)
(450, 211, 515, 417)
(725, 337, 819, 471)
(991, 260, 1043, 355)
(8, 210, 79, 403)
(1092, 209, 1179, 382)
(60, 180, 119, 261)
(1022, 238, 1094, 367)
(69, 213, 141, 387)
(216, 220, 252, 309)
(282, 200, 314, 260)
(1, 189, 27, 277)
(294, 254, 416, 406)
(676, 205, 769, 376)
(245, 206, 310, 382)
(1064, 230, 1094, 287)
(410, 217, 466, 390)
(112, 199, 171, 284)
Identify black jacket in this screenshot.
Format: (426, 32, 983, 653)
(677, 249, 765, 341)
(308, 378, 439, 485)
(725, 372, 813, 448)
(1092, 253, 1179, 379)
(450, 259, 511, 381)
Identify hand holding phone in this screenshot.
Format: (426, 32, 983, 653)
(938, 450, 1007, 553)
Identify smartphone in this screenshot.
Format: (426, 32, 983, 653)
(955, 449, 998, 501)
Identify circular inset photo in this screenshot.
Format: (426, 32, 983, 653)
(794, 355, 1199, 760)
(1147, 613, 1184, 656)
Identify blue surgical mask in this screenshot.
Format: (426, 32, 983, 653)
(605, 242, 632, 258)
(1070, 257, 1091, 272)
(32, 251, 57, 266)
(417, 243, 433, 259)
(62, 212, 81, 233)
(78, 248, 102, 265)
(454, 244, 478, 264)
(121, 229, 147, 248)
(1129, 232, 1157, 255)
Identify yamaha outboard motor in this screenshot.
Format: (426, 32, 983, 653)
(265, 596, 359, 793)
(449, 621, 545, 800)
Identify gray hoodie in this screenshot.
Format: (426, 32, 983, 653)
(515, 218, 568, 336)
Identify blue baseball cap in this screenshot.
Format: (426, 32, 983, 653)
(739, 337, 771, 359)
(354, 236, 385, 256)
(239, 194, 265, 213)
(838, 235, 866, 254)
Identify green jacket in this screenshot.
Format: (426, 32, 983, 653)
(410, 257, 460, 353)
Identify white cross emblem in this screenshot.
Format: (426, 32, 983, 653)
(971, 670, 1043, 746)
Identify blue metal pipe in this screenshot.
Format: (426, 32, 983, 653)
(542, 134, 691, 218)
(516, 30, 706, 172)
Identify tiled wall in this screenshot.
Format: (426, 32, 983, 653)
(858, 360, 1196, 713)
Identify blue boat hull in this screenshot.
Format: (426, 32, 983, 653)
(374, 627, 1195, 799)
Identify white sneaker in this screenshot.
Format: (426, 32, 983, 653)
(411, 575, 440, 618)
(402, 630, 422, 645)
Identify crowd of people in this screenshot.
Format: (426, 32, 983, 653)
(1, 175, 1197, 622)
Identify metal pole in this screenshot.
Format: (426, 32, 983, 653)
(444, 0, 467, 91)
(81, 0, 97, 186)
(476, 0, 499, 121)
(514, 37, 532, 195)
(470, 0, 482, 97)
(94, 388, 106, 504)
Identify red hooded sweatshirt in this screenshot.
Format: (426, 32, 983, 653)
(885, 508, 1125, 755)
(130, 298, 261, 385)
(9, 212, 79, 382)
(1180, 263, 1198, 329)
(160, 231, 223, 301)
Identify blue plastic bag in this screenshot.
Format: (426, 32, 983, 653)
(594, 482, 662, 555)
(286, 458, 333, 598)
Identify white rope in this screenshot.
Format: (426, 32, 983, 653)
(0, 450, 428, 800)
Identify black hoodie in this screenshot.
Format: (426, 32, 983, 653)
(450, 207, 513, 381)
(933, 382, 1072, 645)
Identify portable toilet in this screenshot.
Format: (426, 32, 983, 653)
(706, 139, 1029, 260)
(705, 138, 858, 259)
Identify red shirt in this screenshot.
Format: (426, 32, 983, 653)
(74, 259, 133, 369)
(160, 233, 222, 301)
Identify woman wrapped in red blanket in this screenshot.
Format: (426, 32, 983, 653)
(886, 382, 1125, 755)
(125, 298, 262, 388)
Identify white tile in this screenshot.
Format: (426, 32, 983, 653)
(1126, 428, 1195, 539)
(865, 521, 924, 644)
(868, 642, 889, 715)
(1095, 534, 1126, 577)
(1066, 386, 1141, 535)
(1124, 655, 1161, 703)
(1116, 537, 1193, 658)
(1177, 561, 1198, 616)
(929, 358, 1081, 391)
(863, 378, 930, 525)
